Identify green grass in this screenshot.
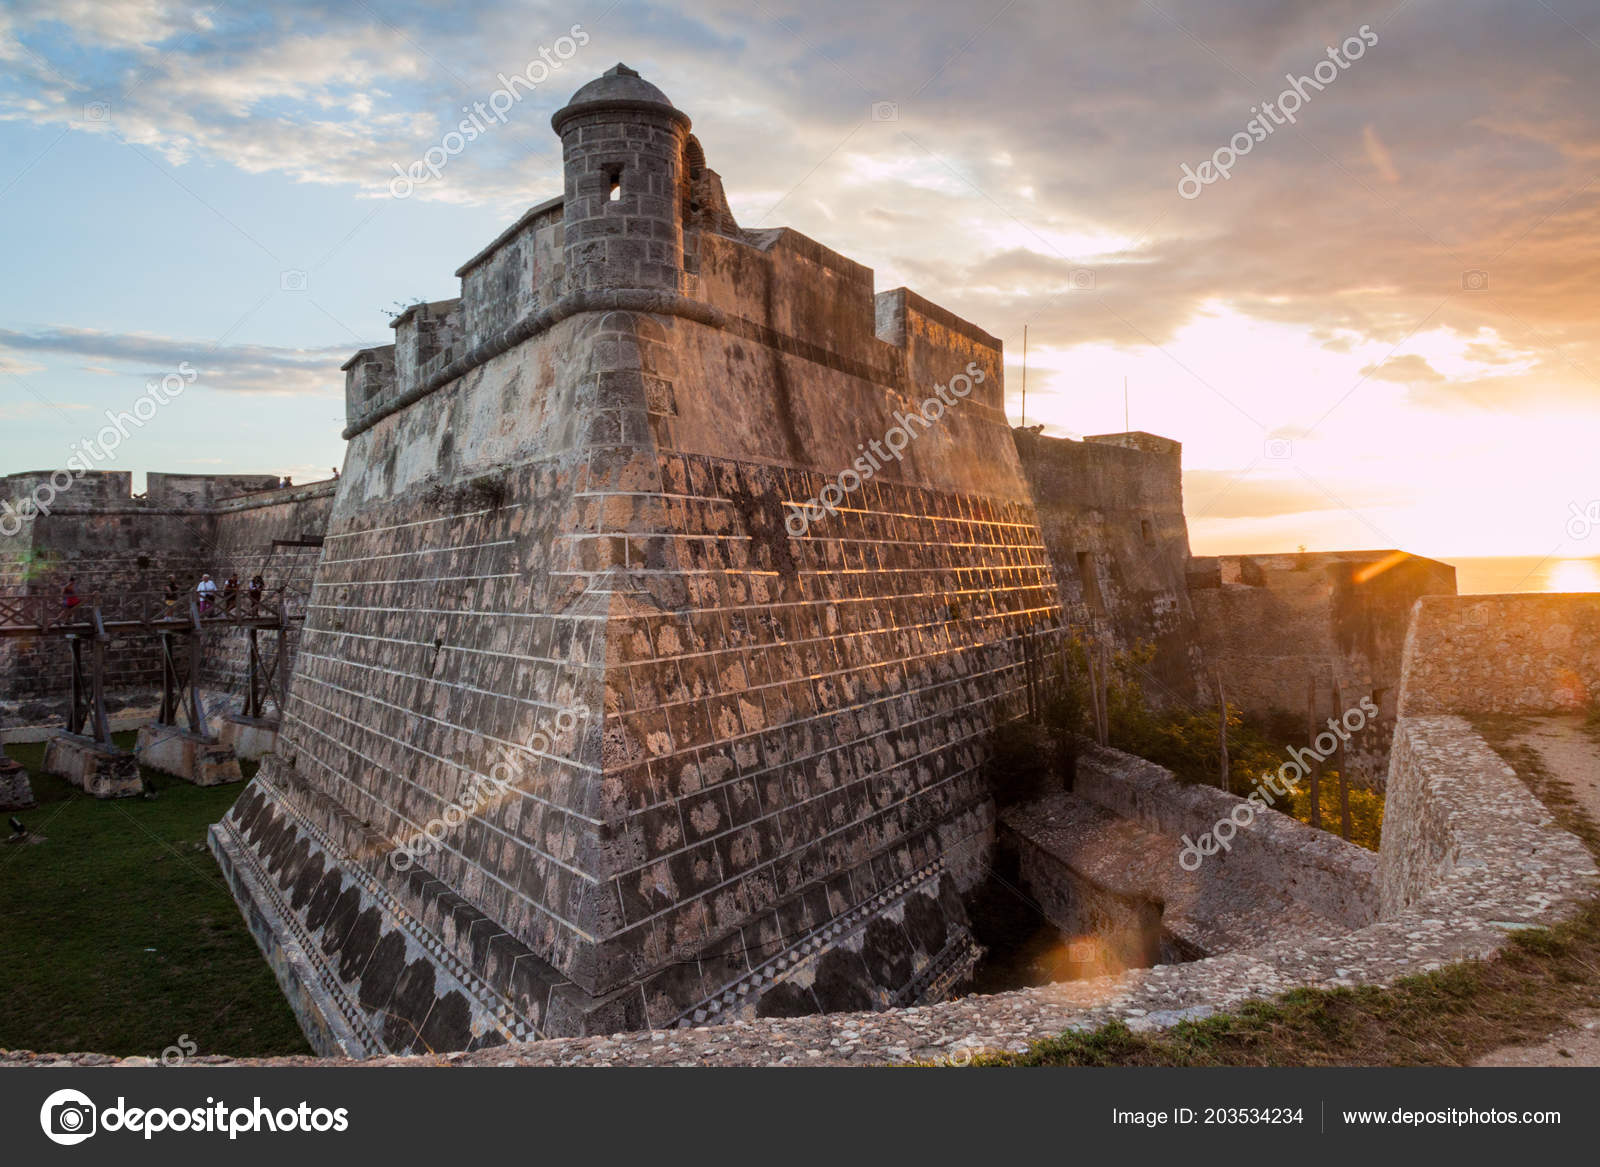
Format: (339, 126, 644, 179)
(0, 733, 310, 1058)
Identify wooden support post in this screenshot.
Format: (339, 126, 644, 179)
(246, 627, 260, 719)
(277, 624, 289, 716)
(67, 636, 84, 736)
(187, 626, 204, 734)
(160, 633, 178, 726)
(1306, 675, 1322, 830)
(1217, 670, 1229, 791)
(1332, 673, 1352, 840)
(90, 609, 111, 747)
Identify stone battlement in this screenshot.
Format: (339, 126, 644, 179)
(341, 89, 1000, 452)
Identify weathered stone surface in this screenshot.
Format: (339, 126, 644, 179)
(1398, 592, 1600, 715)
(0, 474, 334, 705)
(0, 753, 33, 810)
(41, 732, 142, 798)
(1189, 550, 1458, 784)
(216, 714, 279, 761)
(135, 725, 243, 785)
(1014, 430, 1204, 708)
(25, 703, 1592, 1067)
(212, 66, 1059, 1056)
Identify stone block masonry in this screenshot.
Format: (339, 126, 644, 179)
(0, 747, 33, 810)
(68, 706, 1596, 1067)
(1398, 592, 1600, 715)
(213, 64, 1065, 1055)
(1189, 550, 1457, 784)
(0, 474, 335, 711)
(1014, 429, 1204, 708)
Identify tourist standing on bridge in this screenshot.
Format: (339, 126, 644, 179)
(196, 574, 217, 615)
(223, 574, 240, 615)
(60, 577, 80, 612)
(163, 575, 180, 615)
(248, 573, 264, 614)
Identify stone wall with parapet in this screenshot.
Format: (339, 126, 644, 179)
(225, 278, 1054, 1051)
(0, 476, 335, 706)
(1190, 550, 1457, 724)
(1013, 430, 1204, 708)
(1397, 592, 1600, 715)
(230, 95, 1062, 1048)
(1188, 550, 1456, 786)
(197, 481, 338, 708)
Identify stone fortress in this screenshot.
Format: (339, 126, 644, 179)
(8, 66, 1585, 1066)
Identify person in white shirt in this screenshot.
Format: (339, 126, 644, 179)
(196, 573, 218, 615)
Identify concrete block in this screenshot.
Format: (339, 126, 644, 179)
(216, 714, 279, 761)
(0, 756, 34, 810)
(135, 725, 242, 786)
(42, 732, 143, 798)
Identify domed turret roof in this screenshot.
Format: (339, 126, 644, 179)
(552, 63, 690, 132)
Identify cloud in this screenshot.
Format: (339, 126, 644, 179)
(1362, 124, 1400, 183)
(1184, 468, 1408, 522)
(1359, 354, 1446, 384)
(1, 0, 1599, 426)
(0, 326, 348, 396)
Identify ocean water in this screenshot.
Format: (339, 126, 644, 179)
(1449, 556, 1600, 595)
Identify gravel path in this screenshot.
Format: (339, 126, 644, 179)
(1474, 715, 1600, 1068)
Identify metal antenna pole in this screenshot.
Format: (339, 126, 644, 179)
(1020, 324, 1028, 427)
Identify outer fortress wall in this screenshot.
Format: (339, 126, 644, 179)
(199, 482, 338, 707)
(1189, 550, 1457, 784)
(1396, 592, 1600, 715)
(0, 472, 333, 709)
(1013, 429, 1204, 708)
(211, 65, 1064, 1054)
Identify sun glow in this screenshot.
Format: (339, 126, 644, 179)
(1544, 559, 1600, 593)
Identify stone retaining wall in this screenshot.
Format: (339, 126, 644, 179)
(1398, 593, 1600, 715)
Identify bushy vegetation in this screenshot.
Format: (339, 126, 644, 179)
(991, 637, 1384, 850)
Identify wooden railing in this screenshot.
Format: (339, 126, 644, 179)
(0, 589, 297, 636)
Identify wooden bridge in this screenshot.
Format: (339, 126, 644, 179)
(0, 590, 303, 750)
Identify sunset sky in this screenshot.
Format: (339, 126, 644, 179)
(0, 0, 1596, 563)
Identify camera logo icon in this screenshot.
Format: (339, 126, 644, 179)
(280, 269, 308, 292)
(870, 101, 899, 122)
(1461, 269, 1489, 292)
(82, 102, 111, 123)
(1067, 938, 1097, 963)
(1264, 437, 1293, 460)
(1068, 267, 1096, 291)
(40, 1088, 97, 1146)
